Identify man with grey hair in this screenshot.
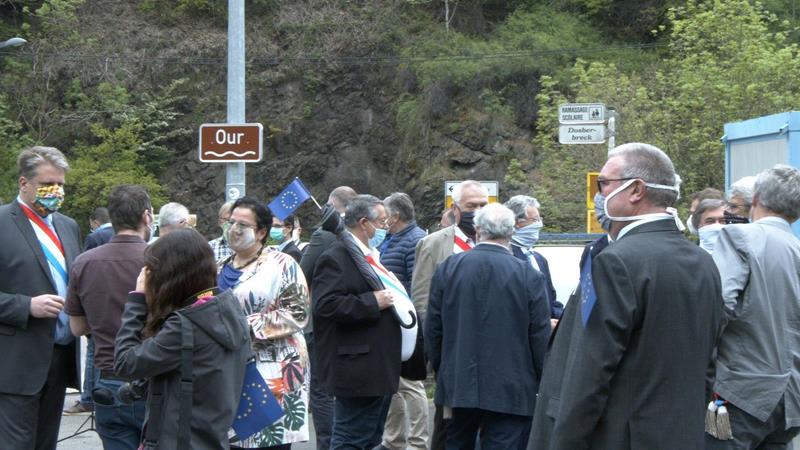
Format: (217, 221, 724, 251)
(707, 164, 800, 449)
(156, 201, 190, 237)
(0, 146, 82, 450)
(378, 192, 429, 450)
(300, 185, 357, 450)
(312, 194, 402, 449)
(208, 201, 234, 262)
(726, 175, 756, 222)
(426, 203, 550, 448)
(546, 143, 724, 450)
(411, 179, 489, 448)
(505, 195, 563, 323)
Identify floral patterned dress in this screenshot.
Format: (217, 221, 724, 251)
(221, 247, 310, 446)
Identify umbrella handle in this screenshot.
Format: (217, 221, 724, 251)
(393, 308, 417, 329)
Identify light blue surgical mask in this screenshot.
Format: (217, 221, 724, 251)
(269, 227, 285, 242)
(369, 228, 387, 249)
(512, 221, 544, 248)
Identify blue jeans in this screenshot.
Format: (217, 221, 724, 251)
(80, 337, 95, 406)
(93, 377, 146, 450)
(330, 395, 393, 450)
(445, 407, 532, 450)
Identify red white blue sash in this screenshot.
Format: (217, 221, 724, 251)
(365, 252, 418, 361)
(453, 226, 473, 254)
(20, 202, 68, 290)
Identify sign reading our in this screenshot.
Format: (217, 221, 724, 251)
(199, 123, 263, 163)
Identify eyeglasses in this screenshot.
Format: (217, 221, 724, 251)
(227, 220, 257, 230)
(596, 177, 636, 192)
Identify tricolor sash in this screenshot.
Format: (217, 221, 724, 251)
(20, 203, 68, 290)
(20, 202, 74, 344)
(453, 226, 473, 254)
(365, 252, 418, 361)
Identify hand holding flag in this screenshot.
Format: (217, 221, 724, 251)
(267, 178, 316, 221)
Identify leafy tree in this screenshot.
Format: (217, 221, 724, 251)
(64, 120, 167, 235)
(533, 0, 800, 232)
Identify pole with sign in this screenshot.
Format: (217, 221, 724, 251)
(226, 0, 246, 202)
(558, 103, 608, 145)
(444, 181, 499, 209)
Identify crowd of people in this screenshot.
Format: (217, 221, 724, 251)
(0, 143, 798, 450)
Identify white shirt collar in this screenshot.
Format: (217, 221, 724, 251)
(346, 230, 372, 256)
(616, 213, 672, 240)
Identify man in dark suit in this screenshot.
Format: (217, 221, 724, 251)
(425, 203, 551, 448)
(299, 185, 356, 450)
(312, 195, 401, 449)
(528, 234, 609, 449)
(271, 213, 303, 262)
(84, 206, 114, 250)
(505, 195, 563, 323)
(0, 146, 82, 450)
(547, 143, 724, 450)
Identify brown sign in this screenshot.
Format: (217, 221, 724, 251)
(199, 123, 263, 163)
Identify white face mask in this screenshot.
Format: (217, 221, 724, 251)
(604, 178, 682, 224)
(228, 227, 257, 252)
(698, 223, 724, 253)
(686, 214, 697, 235)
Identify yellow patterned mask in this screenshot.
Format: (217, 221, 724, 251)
(34, 184, 65, 216)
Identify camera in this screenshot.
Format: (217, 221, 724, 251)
(117, 379, 148, 404)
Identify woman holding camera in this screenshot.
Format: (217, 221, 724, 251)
(219, 197, 311, 449)
(114, 229, 251, 450)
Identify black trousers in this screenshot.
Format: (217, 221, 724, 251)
(0, 344, 70, 450)
(307, 332, 334, 450)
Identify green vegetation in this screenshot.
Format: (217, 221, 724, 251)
(1, 0, 799, 233)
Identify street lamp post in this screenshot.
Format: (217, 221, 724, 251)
(0, 37, 27, 49)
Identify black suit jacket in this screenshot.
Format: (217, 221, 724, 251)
(0, 201, 82, 394)
(511, 244, 564, 319)
(299, 228, 337, 334)
(529, 235, 608, 449)
(548, 220, 723, 450)
(280, 240, 303, 263)
(426, 243, 551, 417)
(311, 239, 401, 398)
(84, 225, 114, 250)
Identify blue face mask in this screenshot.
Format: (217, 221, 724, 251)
(512, 221, 544, 248)
(594, 192, 612, 231)
(269, 227, 285, 242)
(369, 227, 387, 249)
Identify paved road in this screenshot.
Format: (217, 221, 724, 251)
(57, 392, 317, 449)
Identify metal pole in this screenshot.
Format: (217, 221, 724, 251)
(226, 0, 246, 202)
(607, 108, 616, 154)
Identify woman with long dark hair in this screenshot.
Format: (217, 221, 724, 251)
(219, 197, 310, 449)
(115, 228, 251, 450)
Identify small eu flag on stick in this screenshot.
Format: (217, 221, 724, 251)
(267, 178, 319, 221)
(231, 361, 284, 440)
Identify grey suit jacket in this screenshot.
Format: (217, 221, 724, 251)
(549, 220, 723, 450)
(410, 225, 455, 317)
(712, 217, 800, 426)
(0, 200, 82, 394)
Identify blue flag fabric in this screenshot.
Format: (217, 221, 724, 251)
(268, 178, 312, 221)
(579, 248, 598, 328)
(231, 361, 284, 440)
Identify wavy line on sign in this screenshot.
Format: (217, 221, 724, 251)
(204, 150, 257, 157)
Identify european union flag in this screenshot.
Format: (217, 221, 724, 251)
(268, 178, 312, 221)
(231, 361, 284, 440)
